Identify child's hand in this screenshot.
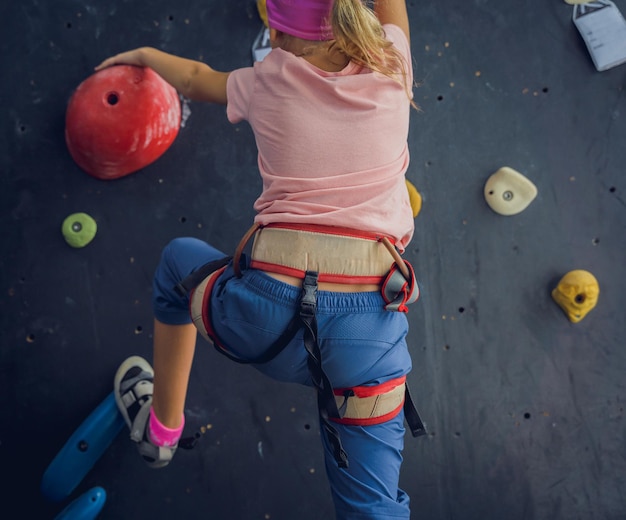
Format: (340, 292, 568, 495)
(94, 48, 147, 71)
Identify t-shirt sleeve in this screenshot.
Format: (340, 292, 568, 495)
(382, 23, 413, 84)
(226, 67, 256, 123)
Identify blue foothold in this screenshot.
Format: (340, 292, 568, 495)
(41, 392, 125, 502)
(54, 486, 107, 520)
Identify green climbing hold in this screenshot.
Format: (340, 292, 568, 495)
(62, 212, 97, 248)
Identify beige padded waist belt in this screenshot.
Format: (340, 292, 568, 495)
(249, 224, 395, 284)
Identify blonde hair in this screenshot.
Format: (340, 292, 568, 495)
(330, 0, 417, 109)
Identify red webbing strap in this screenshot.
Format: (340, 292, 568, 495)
(334, 376, 407, 398)
(249, 260, 385, 285)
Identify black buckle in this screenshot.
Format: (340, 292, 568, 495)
(178, 432, 201, 450)
(300, 271, 319, 319)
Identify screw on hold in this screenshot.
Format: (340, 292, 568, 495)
(62, 212, 97, 248)
(78, 440, 89, 452)
(483, 167, 538, 215)
(551, 270, 599, 323)
(106, 92, 119, 105)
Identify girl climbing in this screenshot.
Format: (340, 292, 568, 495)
(97, 1, 423, 518)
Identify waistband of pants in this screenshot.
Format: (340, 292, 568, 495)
(233, 268, 389, 313)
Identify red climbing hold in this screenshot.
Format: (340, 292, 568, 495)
(65, 65, 181, 180)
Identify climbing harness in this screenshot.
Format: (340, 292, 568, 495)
(176, 223, 427, 464)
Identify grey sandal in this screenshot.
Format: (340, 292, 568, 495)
(114, 356, 176, 469)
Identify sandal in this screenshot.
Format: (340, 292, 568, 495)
(113, 356, 176, 468)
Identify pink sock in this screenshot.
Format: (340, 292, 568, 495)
(148, 407, 184, 447)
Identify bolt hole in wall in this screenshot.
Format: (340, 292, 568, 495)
(524, 412, 531, 419)
(592, 237, 600, 245)
(485, 189, 514, 200)
(180, 216, 187, 223)
(135, 326, 143, 335)
(437, 95, 444, 101)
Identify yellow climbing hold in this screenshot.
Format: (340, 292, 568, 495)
(551, 270, 599, 323)
(405, 179, 422, 218)
(257, 0, 268, 27)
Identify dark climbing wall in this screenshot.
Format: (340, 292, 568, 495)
(1, 0, 624, 519)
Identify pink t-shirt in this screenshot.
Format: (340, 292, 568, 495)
(226, 24, 414, 251)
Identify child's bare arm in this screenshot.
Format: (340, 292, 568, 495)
(95, 48, 230, 105)
(374, 0, 410, 43)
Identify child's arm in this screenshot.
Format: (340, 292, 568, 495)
(374, 0, 410, 43)
(95, 48, 230, 105)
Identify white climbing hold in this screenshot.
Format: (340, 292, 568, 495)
(484, 166, 537, 216)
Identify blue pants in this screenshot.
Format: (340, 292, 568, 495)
(153, 237, 413, 519)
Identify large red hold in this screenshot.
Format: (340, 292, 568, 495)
(65, 65, 181, 180)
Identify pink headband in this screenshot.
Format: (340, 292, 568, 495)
(266, 0, 334, 41)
